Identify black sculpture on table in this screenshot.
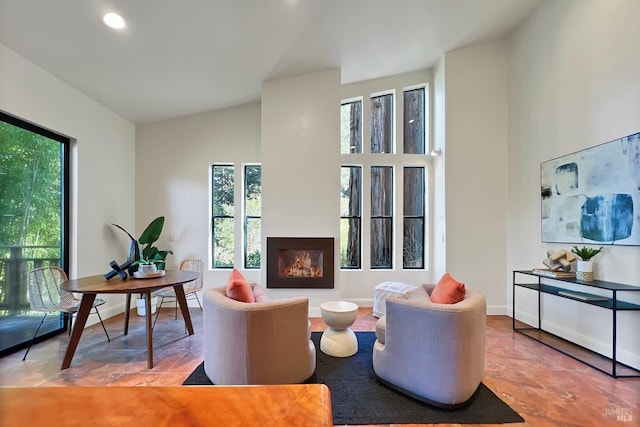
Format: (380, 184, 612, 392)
(104, 260, 133, 280)
(106, 222, 144, 280)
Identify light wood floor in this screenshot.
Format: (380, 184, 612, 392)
(1, 307, 638, 426)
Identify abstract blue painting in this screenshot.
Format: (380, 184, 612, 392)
(541, 132, 640, 246)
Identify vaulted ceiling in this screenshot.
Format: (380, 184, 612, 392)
(0, 0, 543, 124)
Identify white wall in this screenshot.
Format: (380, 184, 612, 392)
(261, 69, 342, 314)
(508, 0, 640, 369)
(441, 41, 510, 314)
(432, 59, 447, 283)
(135, 102, 262, 288)
(0, 43, 136, 323)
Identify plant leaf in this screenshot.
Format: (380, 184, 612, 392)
(155, 250, 173, 259)
(142, 245, 159, 260)
(139, 216, 165, 245)
(111, 223, 136, 241)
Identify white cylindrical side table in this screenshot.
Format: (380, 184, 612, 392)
(320, 300, 359, 357)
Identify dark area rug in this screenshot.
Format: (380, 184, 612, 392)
(184, 331, 524, 425)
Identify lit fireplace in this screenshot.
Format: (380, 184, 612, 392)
(281, 250, 323, 277)
(267, 237, 334, 289)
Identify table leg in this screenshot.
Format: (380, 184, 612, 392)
(61, 293, 96, 370)
(124, 293, 131, 335)
(173, 285, 194, 335)
(144, 290, 154, 369)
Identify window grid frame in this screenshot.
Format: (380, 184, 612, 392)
(243, 164, 262, 269)
(370, 165, 394, 269)
(341, 82, 430, 272)
(341, 99, 363, 154)
(370, 92, 395, 154)
(211, 164, 235, 269)
(402, 166, 425, 269)
(340, 165, 362, 269)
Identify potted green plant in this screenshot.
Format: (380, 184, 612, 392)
(112, 216, 173, 271)
(132, 257, 160, 275)
(112, 216, 173, 315)
(570, 245, 603, 281)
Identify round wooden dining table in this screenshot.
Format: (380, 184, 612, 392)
(61, 270, 199, 370)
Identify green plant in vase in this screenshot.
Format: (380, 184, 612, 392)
(570, 246, 603, 261)
(570, 245, 603, 281)
(112, 216, 173, 272)
(132, 257, 163, 274)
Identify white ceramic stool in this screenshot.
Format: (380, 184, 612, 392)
(320, 300, 359, 357)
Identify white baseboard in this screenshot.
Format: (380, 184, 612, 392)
(81, 304, 121, 328)
(511, 307, 640, 371)
(487, 305, 507, 316)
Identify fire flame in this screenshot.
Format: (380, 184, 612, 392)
(284, 251, 323, 277)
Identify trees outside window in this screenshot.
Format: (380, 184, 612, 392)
(403, 88, 425, 154)
(244, 165, 261, 269)
(0, 111, 70, 355)
(341, 100, 362, 154)
(403, 167, 425, 268)
(212, 165, 234, 268)
(370, 94, 393, 154)
(371, 166, 393, 268)
(211, 163, 262, 269)
(340, 166, 361, 268)
(341, 84, 429, 271)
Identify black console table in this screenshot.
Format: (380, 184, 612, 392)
(512, 270, 640, 378)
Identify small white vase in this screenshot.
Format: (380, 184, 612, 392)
(136, 296, 158, 316)
(576, 260, 594, 281)
(138, 264, 157, 274)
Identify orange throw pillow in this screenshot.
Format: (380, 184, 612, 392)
(431, 273, 466, 304)
(226, 269, 255, 303)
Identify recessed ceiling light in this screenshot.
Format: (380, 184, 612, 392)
(103, 12, 125, 29)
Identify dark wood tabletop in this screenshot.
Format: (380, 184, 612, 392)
(61, 270, 199, 293)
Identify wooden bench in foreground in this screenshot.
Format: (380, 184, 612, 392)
(0, 384, 333, 426)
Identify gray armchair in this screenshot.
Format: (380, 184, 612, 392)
(372, 284, 486, 408)
(203, 283, 316, 385)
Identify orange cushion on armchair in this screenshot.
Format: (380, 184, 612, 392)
(430, 273, 466, 304)
(226, 269, 255, 303)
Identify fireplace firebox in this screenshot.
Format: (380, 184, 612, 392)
(266, 237, 334, 289)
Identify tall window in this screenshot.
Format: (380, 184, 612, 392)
(404, 88, 425, 154)
(340, 84, 428, 271)
(403, 87, 426, 268)
(211, 165, 234, 268)
(403, 167, 425, 268)
(370, 92, 395, 269)
(371, 166, 393, 268)
(244, 165, 261, 268)
(341, 100, 362, 154)
(341, 99, 363, 269)
(211, 163, 262, 269)
(0, 111, 70, 356)
(370, 94, 393, 154)
(340, 166, 361, 268)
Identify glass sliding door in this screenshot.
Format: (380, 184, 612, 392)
(0, 112, 70, 356)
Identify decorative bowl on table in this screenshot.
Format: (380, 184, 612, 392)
(133, 270, 166, 279)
